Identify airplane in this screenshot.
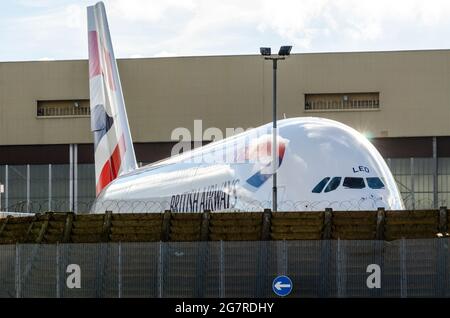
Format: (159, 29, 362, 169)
(87, 2, 404, 213)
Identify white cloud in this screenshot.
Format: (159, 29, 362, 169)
(108, 0, 197, 22)
(3, 0, 450, 61)
(259, 0, 328, 43)
(152, 51, 177, 58)
(37, 57, 55, 61)
(16, 0, 63, 8)
(65, 4, 84, 29)
(0, 2, 88, 61)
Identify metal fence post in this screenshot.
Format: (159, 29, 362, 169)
(439, 206, 448, 234)
(69, 144, 73, 212)
(220, 240, 224, 298)
(195, 241, 208, 298)
(5, 165, 8, 211)
(319, 239, 331, 297)
(15, 243, 20, 298)
(26, 165, 30, 213)
(336, 239, 347, 297)
(410, 158, 415, 210)
(157, 241, 163, 298)
(255, 240, 270, 298)
(56, 242, 60, 298)
(118, 242, 122, 298)
(375, 240, 384, 298)
(433, 137, 438, 209)
(436, 238, 448, 297)
(48, 164, 52, 211)
(400, 238, 407, 298)
(74, 144, 78, 213)
(277, 240, 287, 275)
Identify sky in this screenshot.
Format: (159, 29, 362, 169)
(2, 0, 450, 61)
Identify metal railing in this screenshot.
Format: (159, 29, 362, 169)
(37, 106, 90, 117)
(2, 197, 448, 214)
(305, 99, 380, 111)
(0, 239, 448, 298)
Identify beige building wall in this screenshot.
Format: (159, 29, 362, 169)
(1, 49, 450, 145)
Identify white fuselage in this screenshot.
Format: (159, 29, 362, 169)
(92, 117, 404, 213)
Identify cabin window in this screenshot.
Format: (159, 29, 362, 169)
(343, 177, 365, 189)
(312, 177, 331, 193)
(324, 177, 341, 193)
(366, 177, 385, 189)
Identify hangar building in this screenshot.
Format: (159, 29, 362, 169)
(1, 49, 449, 212)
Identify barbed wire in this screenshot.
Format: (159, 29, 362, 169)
(2, 197, 446, 214)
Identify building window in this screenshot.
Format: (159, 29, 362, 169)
(305, 93, 380, 111)
(37, 100, 90, 117)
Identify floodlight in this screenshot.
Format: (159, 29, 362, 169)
(260, 47, 271, 56)
(278, 46, 292, 56)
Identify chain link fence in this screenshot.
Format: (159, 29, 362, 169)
(1, 157, 450, 213)
(0, 239, 448, 298)
(3, 198, 411, 214)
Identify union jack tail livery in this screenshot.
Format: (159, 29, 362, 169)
(87, 2, 137, 195)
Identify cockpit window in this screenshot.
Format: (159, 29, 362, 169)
(324, 177, 341, 193)
(312, 177, 331, 193)
(343, 177, 365, 189)
(367, 177, 385, 189)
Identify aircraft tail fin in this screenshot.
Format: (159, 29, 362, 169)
(87, 2, 137, 196)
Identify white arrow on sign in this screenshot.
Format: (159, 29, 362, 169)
(275, 281, 291, 291)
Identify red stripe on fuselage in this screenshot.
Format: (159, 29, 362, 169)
(96, 134, 126, 195)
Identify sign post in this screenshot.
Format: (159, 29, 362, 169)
(0, 183, 4, 211)
(272, 275, 293, 297)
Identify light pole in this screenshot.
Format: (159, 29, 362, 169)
(260, 46, 292, 212)
(0, 183, 3, 212)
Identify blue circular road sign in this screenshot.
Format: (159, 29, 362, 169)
(272, 275, 293, 297)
